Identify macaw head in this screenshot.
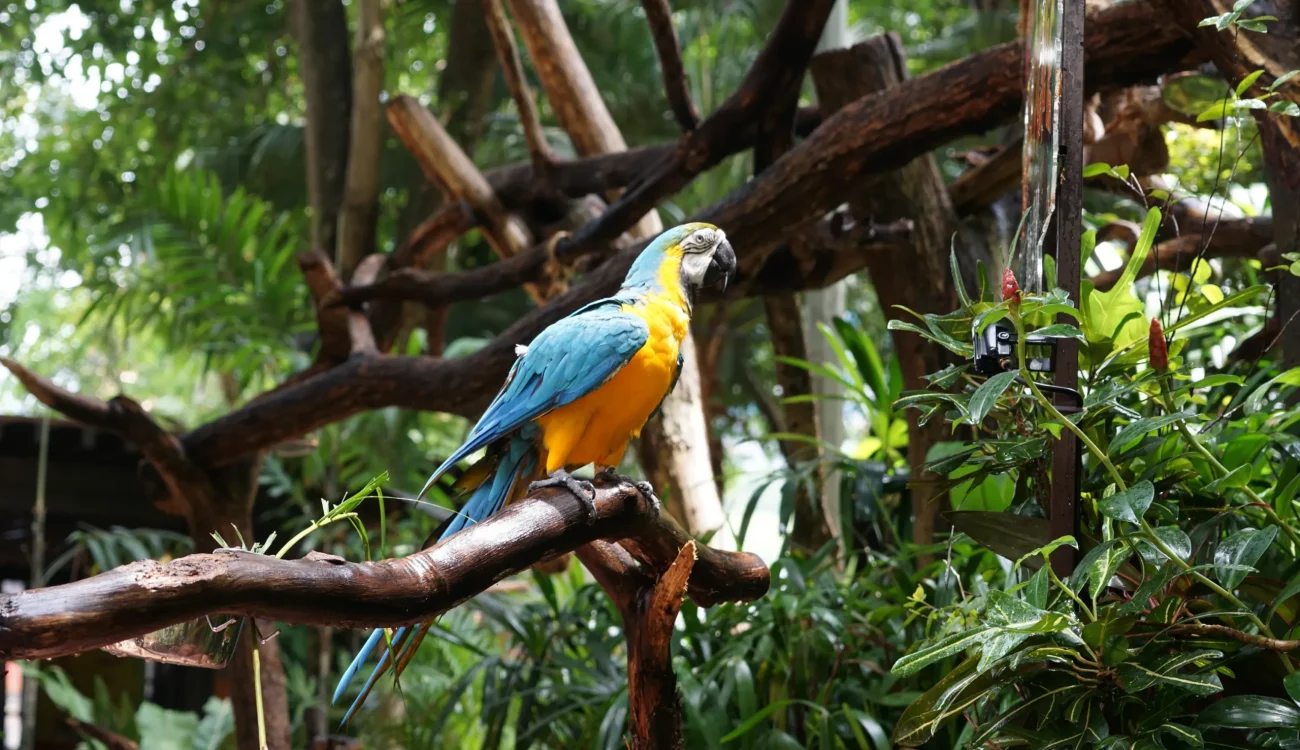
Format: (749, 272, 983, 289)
(623, 222, 736, 296)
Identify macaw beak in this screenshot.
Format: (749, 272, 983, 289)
(703, 238, 737, 291)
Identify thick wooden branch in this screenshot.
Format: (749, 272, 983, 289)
(640, 0, 699, 132)
(0, 480, 768, 661)
(299, 250, 359, 362)
(482, 0, 553, 176)
(549, 0, 835, 261)
(337, 0, 385, 278)
(346, 254, 383, 356)
(386, 95, 546, 302)
(1088, 216, 1274, 290)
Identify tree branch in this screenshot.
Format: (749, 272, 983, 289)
(299, 250, 358, 362)
(482, 0, 554, 176)
(0, 479, 768, 661)
(640, 0, 699, 132)
(386, 95, 545, 302)
(337, 0, 385, 278)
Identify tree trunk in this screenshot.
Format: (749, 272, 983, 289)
(809, 34, 960, 557)
(292, 0, 352, 257)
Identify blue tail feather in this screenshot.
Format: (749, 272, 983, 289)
(332, 436, 536, 726)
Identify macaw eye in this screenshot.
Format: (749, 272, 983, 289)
(683, 229, 717, 253)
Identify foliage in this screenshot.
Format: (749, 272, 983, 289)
(26, 664, 235, 750)
(886, 207, 1300, 746)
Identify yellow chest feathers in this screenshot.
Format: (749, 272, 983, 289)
(535, 292, 690, 471)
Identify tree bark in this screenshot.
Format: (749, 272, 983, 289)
(810, 34, 961, 554)
(292, 0, 352, 257)
(504, 0, 662, 239)
(336, 0, 385, 278)
(0, 481, 767, 659)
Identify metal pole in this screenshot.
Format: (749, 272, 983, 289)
(1049, 0, 1085, 577)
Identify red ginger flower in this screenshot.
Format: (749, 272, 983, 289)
(1149, 318, 1168, 373)
(1002, 268, 1021, 306)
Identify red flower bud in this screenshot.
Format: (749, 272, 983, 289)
(1002, 268, 1021, 306)
(1149, 318, 1168, 373)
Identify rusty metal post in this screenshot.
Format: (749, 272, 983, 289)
(1049, 0, 1085, 577)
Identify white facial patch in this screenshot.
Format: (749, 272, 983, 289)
(680, 228, 725, 287)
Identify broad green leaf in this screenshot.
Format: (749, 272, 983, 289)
(1237, 69, 1265, 96)
(1079, 210, 1159, 357)
(1028, 323, 1084, 340)
(1137, 526, 1192, 564)
(1117, 649, 1224, 695)
(1014, 535, 1078, 569)
(1110, 412, 1192, 453)
(1270, 100, 1300, 116)
(969, 371, 1018, 424)
(1271, 70, 1299, 90)
(1082, 615, 1135, 651)
(973, 305, 1010, 335)
(1097, 481, 1155, 525)
(1285, 672, 1300, 707)
(1197, 696, 1300, 729)
(1245, 366, 1300, 414)
(1214, 526, 1278, 589)
(1203, 464, 1252, 493)
(1025, 565, 1050, 609)
(1083, 162, 1112, 178)
(892, 656, 1014, 746)
(892, 627, 993, 677)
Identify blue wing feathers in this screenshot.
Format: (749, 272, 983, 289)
(335, 300, 647, 726)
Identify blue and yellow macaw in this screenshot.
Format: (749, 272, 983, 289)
(332, 222, 736, 725)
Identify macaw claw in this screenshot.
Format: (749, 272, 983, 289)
(597, 469, 662, 517)
(529, 469, 598, 525)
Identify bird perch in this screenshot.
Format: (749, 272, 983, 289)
(0, 478, 768, 661)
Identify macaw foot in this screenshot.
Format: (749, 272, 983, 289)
(596, 469, 662, 518)
(529, 469, 598, 525)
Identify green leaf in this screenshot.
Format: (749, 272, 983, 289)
(1246, 366, 1300, 414)
(968, 371, 1018, 425)
(1028, 324, 1084, 340)
(951, 243, 972, 310)
(1271, 100, 1300, 116)
(1138, 526, 1192, 563)
(892, 627, 994, 677)
(1203, 464, 1252, 493)
(1198, 98, 1233, 122)
(973, 305, 1010, 335)
(719, 700, 830, 743)
(1118, 649, 1224, 696)
(1271, 70, 1299, 90)
(1083, 162, 1113, 178)
(1214, 526, 1278, 589)
(1197, 696, 1300, 729)
(1237, 69, 1266, 96)
(1285, 672, 1300, 707)
(1097, 481, 1155, 525)
(892, 657, 1014, 746)
(1110, 412, 1193, 454)
(1025, 565, 1050, 609)
(1082, 615, 1135, 651)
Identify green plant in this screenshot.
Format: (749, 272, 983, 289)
(886, 206, 1300, 745)
(25, 664, 235, 750)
